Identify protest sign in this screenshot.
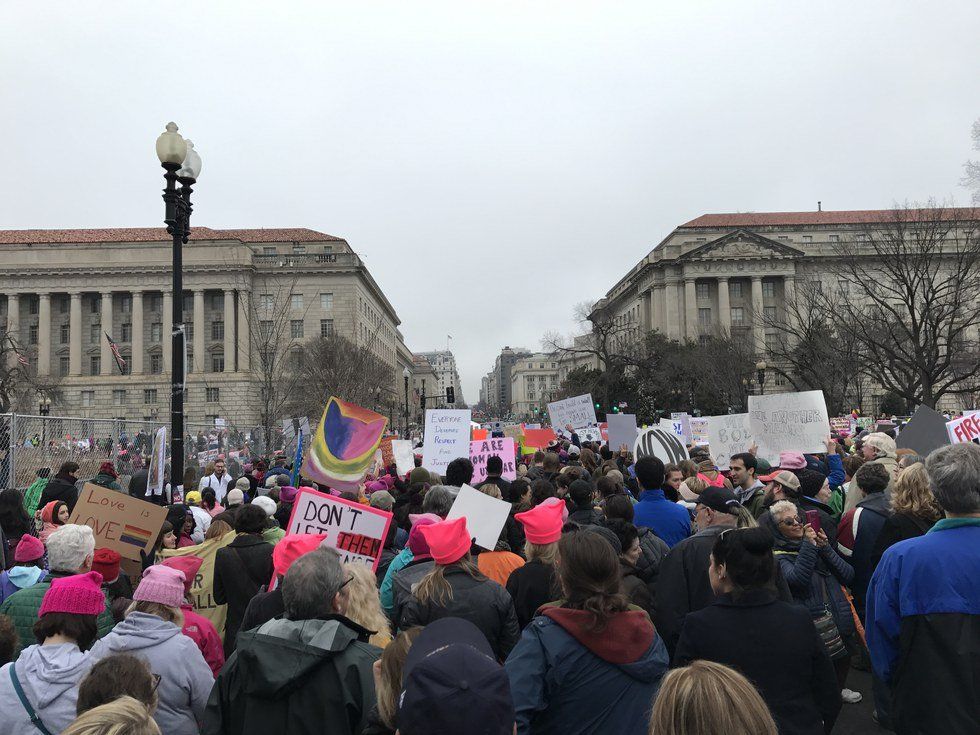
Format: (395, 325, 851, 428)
(197, 449, 219, 464)
(380, 436, 395, 468)
(523, 428, 557, 448)
(829, 416, 851, 434)
(635, 427, 689, 465)
(159, 530, 235, 636)
(606, 414, 638, 450)
(472, 428, 488, 441)
(502, 424, 524, 442)
(146, 427, 167, 498)
(897, 405, 950, 456)
(547, 394, 597, 432)
(69, 483, 168, 566)
(690, 417, 709, 446)
(285, 487, 393, 571)
(854, 417, 874, 431)
(749, 390, 830, 464)
(579, 426, 602, 442)
(446, 484, 512, 551)
(662, 415, 692, 444)
(947, 414, 980, 445)
(303, 397, 387, 491)
(525, 423, 542, 430)
(282, 416, 312, 442)
(391, 439, 415, 476)
(421, 409, 472, 475)
(469, 438, 517, 484)
(705, 413, 753, 470)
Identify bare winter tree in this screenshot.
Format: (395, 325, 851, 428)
(962, 118, 980, 205)
(827, 202, 980, 409)
(0, 336, 63, 414)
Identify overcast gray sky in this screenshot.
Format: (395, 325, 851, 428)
(2, 1, 977, 403)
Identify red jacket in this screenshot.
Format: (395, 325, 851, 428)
(180, 603, 225, 677)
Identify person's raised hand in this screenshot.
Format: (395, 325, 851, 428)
(803, 524, 817, 544)
(815, 529, 829, 547)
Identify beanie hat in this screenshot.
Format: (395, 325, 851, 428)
(418, 517, 471, 565)
(161, 556, 204, 595)
(369, 490, 394, 511)
(409, 467, 430, 485)
(226, 489, 245, 506)
(279, 486, 299, 504)
(864, 432, 898, 459)
(515, 501, 565, 544)
(184, 490, 202, 506)
(796, 468, 827, 499)
(14, 534, 44, 563)
(235, 477, 251, 491)
(407, 515, 440, 556)
(92, 548, 122, 583)
(365, 480, 387, 495)
(539, 495, 569, 523)
(252, 496, 277, 517)
(98, 461, 118, 478)
(778, 452, 807, 470)
(38, 571, 105, 617)
(133, 565, 186, 608)
(272, 534, 327, 578)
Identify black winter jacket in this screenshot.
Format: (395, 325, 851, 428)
(39, 474, 79, 513)
(620, 559, 655, 620)
(399, 567, 520, 660)
(239, 587, 285, 634)
(506, 558, 560, 630)
(213, 534, 275, 657)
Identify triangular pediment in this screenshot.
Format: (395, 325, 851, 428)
(679, 229, 804, 261)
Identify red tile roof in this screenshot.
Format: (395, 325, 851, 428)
(0, 227, 345, 245)
(680, 208, 978, 228)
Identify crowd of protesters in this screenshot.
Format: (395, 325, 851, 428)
(0, 420, 976, 735)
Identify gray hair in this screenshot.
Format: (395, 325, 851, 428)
(369, 490, 394, 511)
(899, 453, 925, 469)
(769, 500, 798, 522)
(926, 443, 980, 514)
(422, 486, 455, 517)
(282, 548, 345, 620)
(47, 524, 96, 573)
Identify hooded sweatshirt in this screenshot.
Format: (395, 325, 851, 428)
(88, 611, 214, 735)
(0, 643, 90, 735)
(0, 567, 46, 604)
(505, 605, 669, 735)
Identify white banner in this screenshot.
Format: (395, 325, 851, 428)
(705, 413, 753, 470)
(421, 409, 472, 476)
(391, 439, 415, 476)
(446, 484, 512, 551)
(547, 394, 597, 432)
(147, 427, 167, 497)
(606, 414, 638, 451)
(748, 390, 830, 464)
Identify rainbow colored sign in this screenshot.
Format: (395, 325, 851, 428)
(302, 397, 388, 491)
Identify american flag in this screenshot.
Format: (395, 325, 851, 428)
(105, 332, 127, 373)
(16, 352, 28, 367)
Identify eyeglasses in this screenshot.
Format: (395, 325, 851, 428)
(339, 575, 354, 590)
(778, 517, 802, 527)
(151, 674, 162, 693)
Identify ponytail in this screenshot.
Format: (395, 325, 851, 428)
(413, 554, 484, 606)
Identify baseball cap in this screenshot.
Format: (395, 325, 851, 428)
(696, 485, 741, 515)
(758, 469, 802, 492)
(399, 618, 513, 735)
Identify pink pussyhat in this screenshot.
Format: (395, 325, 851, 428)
(134, 565, 186, 608)
(38, 571, 105, 617)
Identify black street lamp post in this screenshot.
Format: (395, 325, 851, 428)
(156, 123, 202, 490)
(756, 360, 767, 396)
(403, 367, 411, 438)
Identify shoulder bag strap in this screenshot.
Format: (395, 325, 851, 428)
(9, 665, 54, 735)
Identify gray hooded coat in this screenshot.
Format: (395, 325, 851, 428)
(0, 643, 90, 735)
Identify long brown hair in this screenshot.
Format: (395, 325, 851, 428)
(890, 462, 943, 522)
(414, 553, 486, 606)
(376, 627, 423, 728)
(556, 531, 628, 632)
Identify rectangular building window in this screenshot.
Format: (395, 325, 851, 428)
(90, 356, 100, 375)
(291, 294, 303, 311)
(120, 295, 132, 313)
(112, 389, 126, 406)
(290, 350, 303, 371)
(148, 294, 161, 312)
(320, 293, 333, 310)
(729, 281, 743, 299)
(730, 307, 745, 326)
(762, 281, 776, 299)
(150, 353, 163, 374)
(119, 356, 131, 375)
(695, 282, 710, 300)
(212, 353, 225, 373)
(28, 324, 38, 345)
(802, 235, 813, 243)
(775, 373, 788, 386)
(151, 323, 162, 342)
(90, 297, 100, 314)
(186, 352, 193, 373)
(829, 234, 840, 242)
(764, 333, 777, 355)
(212, 321, 224, 341)
(81, 390, 94, 407)
(259, 294, 274, 311)
(293, 244, 306, 254)
(186, 324, 193, 341)
(183, 294, 193, 312)
(290, 319, 304, 339)
(259, 321, 272, 339)
(764, 306, 777, 321)
(121, 323, 132, 342)
(60, 324, 70, 344)
(59, 357, 69, 376)
(263, 246, 276, 255)
(206, 387, 220, 402)
(144, 389, 157, 404)
(698, 308, 712, 326)
(320, 319, 334, 337)
(29, 298, 38, 316)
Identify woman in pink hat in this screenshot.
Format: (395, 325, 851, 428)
(88, 565, 214, 735)
(0, 534, 47, 604)
(160, 556, 225, 678)
(398, 516, 520, 660)
(0, 571, 105, 734)
(505, 500, 566, 629)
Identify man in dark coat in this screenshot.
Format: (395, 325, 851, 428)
(38, 461, 81, 512)
(128, 467, 149, 499)
(477, 455, 512, 498)
(204, 548, 380, 735)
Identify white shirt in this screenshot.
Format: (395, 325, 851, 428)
(198, 472, 231, 503)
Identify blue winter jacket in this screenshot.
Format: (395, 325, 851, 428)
(775, 540, 855, 636)
(632, 489, 691, 548)
(505, 606, 668, 735)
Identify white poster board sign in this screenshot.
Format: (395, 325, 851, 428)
(421, 409, 472, 476)
(391, 439, 415, 476)
(706, 413, 753, 470)
(664, 414, 692, 444)
(947, 414, 980, 445)
(547, 394, 597, 432)
(635, 427, 690, 465)
(578, 426, 602, 443)
(147, 427, 167, 497)
(606, 413, 639, 450)
(748, 390, 830, 464)
(690, 417, 710, 446)
(446, 484, 512, 550)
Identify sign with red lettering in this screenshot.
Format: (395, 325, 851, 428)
(284, 487, 393, 571)
(68, 483, 168, 565)
(946, 414, 980, 445)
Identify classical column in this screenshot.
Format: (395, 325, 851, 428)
(131, 291, 144, 375)
(37, 294, 51, 377)
(783, 274, 796, 308)
(237, 290, 250, 371)
(664, 280, 680, 340)
(223, 290, 235, 372)
(651, 284, 664, 334)
(69, 293, 82, 376)
(193, 289, 205, 373)
(6, 294, 19, 369)
(684, 278, 698, 339)
(751, 276, 765, 354)
(162, 291, 173, 372)
(100, 292, 113, 375)
(717, 277, 731, 332)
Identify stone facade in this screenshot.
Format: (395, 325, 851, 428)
(0, 227, 411, 425)
(415, 350, 465, 408)
(510, 353, 560, 420)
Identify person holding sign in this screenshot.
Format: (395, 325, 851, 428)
(398, 516, 520, 660)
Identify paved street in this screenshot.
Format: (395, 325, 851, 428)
(835, 669, 881, 734)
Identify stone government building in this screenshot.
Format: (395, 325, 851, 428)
(0, 227, 415, 425)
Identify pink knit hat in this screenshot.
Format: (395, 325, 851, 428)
(38, 572, 105, 617)
(134, 565, 186, 608)
(515, 501, 565, 545)
(418, 517, 472, 565)
(779, 451, 807, 470)
(14, 534, 45, 563)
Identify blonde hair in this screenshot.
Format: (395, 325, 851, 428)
(126, 600, 183, 628)
(376, 627, 423, 728)
(478, 484, 503, 500)
(342, 562, 392, 648)
(204, 520, 233, 540)
(890, 462, 942, 522)
(682, 476, 708, 498)
(414, 555, 484, 606)
(649, 660, 778, 735)
(62, 696, 161, 735)
(524, 540, 559, 565)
